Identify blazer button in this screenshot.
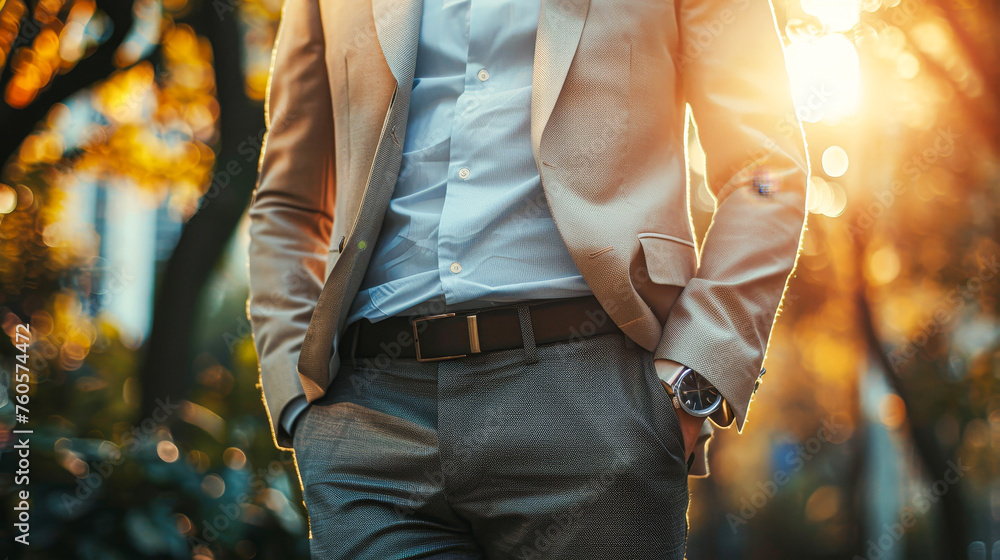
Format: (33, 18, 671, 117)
(337, 236, 346, 252)
(752, 367, 766, 394)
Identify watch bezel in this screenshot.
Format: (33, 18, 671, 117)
(672, 367, 723, 418)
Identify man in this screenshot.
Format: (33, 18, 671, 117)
(247, 0, 809, 556)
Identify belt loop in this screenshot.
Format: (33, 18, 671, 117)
(517, 304, 539, 365)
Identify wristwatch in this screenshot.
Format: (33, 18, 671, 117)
(661, 367, 735, 427)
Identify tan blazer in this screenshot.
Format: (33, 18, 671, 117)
(247, 0, 810, 451)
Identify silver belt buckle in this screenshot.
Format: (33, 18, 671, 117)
(411, 312, 482, 362)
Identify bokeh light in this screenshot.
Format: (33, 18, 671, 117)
(0, 183, 17, 213)
(822, 145, 850, 177)
(786, 33, 862, 122)
(801, 0, 861, 31)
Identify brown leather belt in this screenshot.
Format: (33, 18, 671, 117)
(339, 295, 621, 362)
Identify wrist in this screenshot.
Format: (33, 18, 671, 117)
(654, 358, 732, 425)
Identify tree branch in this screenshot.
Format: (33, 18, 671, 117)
(0, 0, 135, 170)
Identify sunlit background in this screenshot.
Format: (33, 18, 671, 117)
(0, 0, 998, 558)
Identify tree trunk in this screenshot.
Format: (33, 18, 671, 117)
(138, 4, 264, 419)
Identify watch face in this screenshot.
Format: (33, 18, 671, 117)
(676, 369, 723, 417)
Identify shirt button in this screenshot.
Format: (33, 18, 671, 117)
(449, 262, 462, 274)
(458, 167, 471, 180)
(477, 68, 490, 82)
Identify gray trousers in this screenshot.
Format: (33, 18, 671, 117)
(291, 305, 690, 559)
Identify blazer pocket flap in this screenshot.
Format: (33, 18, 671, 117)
(637, 233, 698, 287)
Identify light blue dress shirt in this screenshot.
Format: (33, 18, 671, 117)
(343, 0, 592, 327)
(282, 0, 593, 436)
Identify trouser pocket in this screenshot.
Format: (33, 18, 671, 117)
(637, 347, 688, 464)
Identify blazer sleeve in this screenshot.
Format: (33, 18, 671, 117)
(654, 0, 810, 431)
(246, 0, 335, 450)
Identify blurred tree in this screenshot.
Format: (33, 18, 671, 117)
(851, 0, 1000, 557)
(0, 1, 135, 167)
(136, 0, 265, 423)
(0, 0, 264, 438)
(0, 1, 303, 558)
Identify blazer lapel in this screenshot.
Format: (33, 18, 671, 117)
(531, 0, 591, 160)
(371, 0, 423, 90)
(370, 0, 589, 162)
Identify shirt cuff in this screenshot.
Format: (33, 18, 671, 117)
(280, 395, 311, 439)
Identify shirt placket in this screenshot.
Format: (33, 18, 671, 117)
(438, 0, 491, 304)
